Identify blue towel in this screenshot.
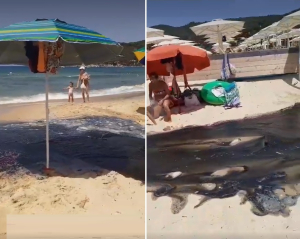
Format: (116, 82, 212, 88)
(224, 82, 235, 92)
(224, 82, 241, 109)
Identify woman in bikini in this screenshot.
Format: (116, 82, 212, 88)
(148, 72, 174, 122)
(76, 65, 90, 103)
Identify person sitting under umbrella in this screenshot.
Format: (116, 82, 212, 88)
(148, 72, 173, 122)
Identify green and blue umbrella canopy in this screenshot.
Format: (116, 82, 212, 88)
(0, 19, 123, 65)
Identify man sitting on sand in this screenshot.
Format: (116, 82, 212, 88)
(147, 72, 173, 122)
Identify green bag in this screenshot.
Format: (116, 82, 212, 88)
(201, 81, 231, 105)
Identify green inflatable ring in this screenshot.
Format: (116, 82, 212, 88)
(201, 81, 231, 105)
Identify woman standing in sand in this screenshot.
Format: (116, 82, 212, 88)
(76, 65, 90, 103)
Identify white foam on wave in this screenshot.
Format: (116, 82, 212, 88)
(0, 84, 145, 105)
(67, 75, 79, 78)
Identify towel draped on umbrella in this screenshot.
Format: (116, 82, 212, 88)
(25, 39, 64, 74)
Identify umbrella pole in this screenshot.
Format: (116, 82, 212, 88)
(45, 74, 50, 169)
(217, 26, 224, 53)
(183, 67, 191, 90)
(171, 62, 181, 114)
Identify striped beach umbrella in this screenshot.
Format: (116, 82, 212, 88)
(134, 47, 145, 65)
(0, 19, 122, 65)
(0, 19, 123, 170)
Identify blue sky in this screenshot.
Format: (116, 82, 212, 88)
(0, 0, 145, 42)
(147, 0, 300, 27)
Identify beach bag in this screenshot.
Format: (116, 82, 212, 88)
(192, 88, 204, 103)
(80, 72, 90, 89)
(183, 89, 200, 107)
(80, 83, 86, 89)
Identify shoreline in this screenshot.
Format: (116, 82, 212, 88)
(0, 91, 145, 125)
(0, 87, 145, 106)
(0, 91, 144, 107)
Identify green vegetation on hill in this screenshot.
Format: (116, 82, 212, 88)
(150, 8, 300, 48)
(105, 40, 145, 66)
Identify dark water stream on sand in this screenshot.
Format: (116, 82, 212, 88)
(0, 116, 145, 181)
(147, 104, 300, 216)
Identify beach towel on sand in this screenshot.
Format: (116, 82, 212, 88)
(224, 82, 241, 109)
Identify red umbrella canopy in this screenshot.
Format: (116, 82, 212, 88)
(147, 45, 210, 76)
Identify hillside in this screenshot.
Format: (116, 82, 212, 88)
(107, 40, 145, 66)
(150, 8, 300, 47)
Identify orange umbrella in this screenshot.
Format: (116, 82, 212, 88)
(147, 45, 210, 76)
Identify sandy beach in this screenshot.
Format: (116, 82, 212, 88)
(147, 194, 300, 239)
(147, 74, 300, 134)
(0, 91, 145, 125)
(147, 74, 300, 238)
(0, 92, 145, 238)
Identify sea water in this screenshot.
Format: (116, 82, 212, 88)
(0, 66, 144, 104)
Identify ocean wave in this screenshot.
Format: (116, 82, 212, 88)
(0, 84, 145, 105)
(66, 75, 79, 78)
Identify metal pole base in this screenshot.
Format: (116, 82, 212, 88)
(43, 167, 55, 176)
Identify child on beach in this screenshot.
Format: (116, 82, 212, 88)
(64, 82, 74, 103)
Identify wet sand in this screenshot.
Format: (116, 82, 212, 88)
(0, 92, 145, 238)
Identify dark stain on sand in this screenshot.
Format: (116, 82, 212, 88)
(147, 104, 300, 216)
(0, 116, 145, 181)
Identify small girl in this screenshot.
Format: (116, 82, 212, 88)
(64, 82, 74, 103)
